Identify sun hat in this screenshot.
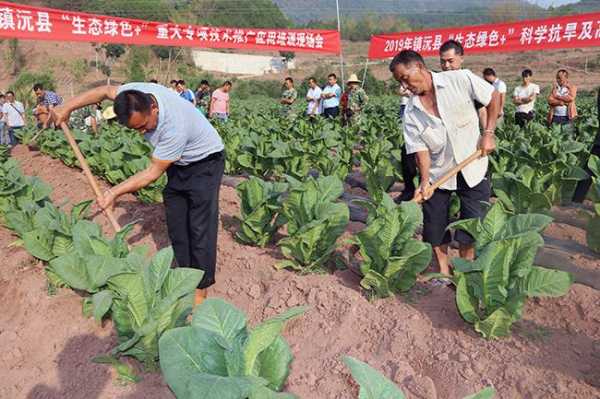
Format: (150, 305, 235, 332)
(347, 74, 361, 83)
(102, 106, 117, 120)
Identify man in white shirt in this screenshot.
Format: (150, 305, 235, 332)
(2, 91, 25, 146)
(483, 68, 506, 126)
(306, 77, 322, 117)
(512, 69, 540, 127)
(389, 50, 501, 277)
(321, 73, 341, 118)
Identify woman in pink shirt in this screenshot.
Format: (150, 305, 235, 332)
(210, 81, 232, 122)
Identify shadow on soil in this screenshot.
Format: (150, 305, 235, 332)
(26, 334, 174, 399)
(26, 334, 113, 399)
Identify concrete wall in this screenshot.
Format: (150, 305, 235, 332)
(191, 50, 295, 76)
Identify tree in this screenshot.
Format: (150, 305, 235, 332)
(126, 47, 151, 82)
(92, 43, 126, 84)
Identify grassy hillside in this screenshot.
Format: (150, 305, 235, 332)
(274, 0, 544, 27)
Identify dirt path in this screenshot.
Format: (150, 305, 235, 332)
(1, 145, 599, 399)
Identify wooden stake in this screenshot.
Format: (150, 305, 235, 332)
(413, 149, 484, 204)
(59, 122, 121, 233)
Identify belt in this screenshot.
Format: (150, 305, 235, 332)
(173, 151, 224, 169)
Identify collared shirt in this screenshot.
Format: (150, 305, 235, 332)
(514, 83, 540, 114)
(322, 83, 341, 109)
(40, 91, 62, 107)
(2, 101, 25, 127)
(306, 86, 322, 115)
(403, 69, 494, 190)
(117, 82, 224, 166)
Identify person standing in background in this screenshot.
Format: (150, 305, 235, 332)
(196, 80, 212, 116)
(483, 68, 506, 127)
(398, 85, 411, 120)
(0, 93, 6, 146)
(321, 73, 342, 118)
(280, 77, 298, 117)
(513, 69, 540, 128)
(210, 81, 232, 122)
(169, 80, 178, 92)
(547, 69, 577, 129)
(177, 80, 196, 105)
(306, 77, 322, 118)
(346, 74, 368, 126)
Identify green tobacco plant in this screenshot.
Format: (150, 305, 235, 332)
(236, 177, 287, 247)
(159, 298, 305, 399)
(0, 159, 99, 262)
(343, 356, 496, 399)
(277, 175, 349, 272)
(582, 155, 600, 252)
(353, 194, 431, 298)
(447, 202, 573, 339)
(46, 220, 137, 321)
(104, 247, 204, 370)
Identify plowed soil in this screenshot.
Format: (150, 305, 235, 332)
(1, 144, 599, 399)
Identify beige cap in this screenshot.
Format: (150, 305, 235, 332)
(347, 73, 361, 83)
(102, 106, 116, 120)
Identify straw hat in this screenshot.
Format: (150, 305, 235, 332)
(347, 74, 361, 84)
(102, 106, 117, 120)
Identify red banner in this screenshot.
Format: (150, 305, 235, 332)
(369, 12, 600, 59)
(0, 2, 341, 54)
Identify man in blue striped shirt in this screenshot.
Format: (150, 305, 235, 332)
(34, 83, 62, 129)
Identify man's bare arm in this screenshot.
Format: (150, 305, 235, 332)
(98, 158, 172, 209)
(52, 85, 118, 126)
(415, 151, 432, 200)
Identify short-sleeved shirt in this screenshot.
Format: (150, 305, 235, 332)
(513, 83, 540, 114)
(2, 101, 25, 127)
(322, 84, 341, 109)
(492, 78, 507, 94)
(211, 89, 229, 115)
(403, 69, 494, 190)
(179, 89, 195, 103)
(553, 85, 570, 117)
(117, 82, 224, 166)
(40, 91, 62, 107)
(306, 86, 322, 115)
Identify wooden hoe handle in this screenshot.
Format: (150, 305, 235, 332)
(59, 123, 122, 233)
(413, 149, 485, 204)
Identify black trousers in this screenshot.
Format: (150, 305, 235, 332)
(163, 151, 225, 289)
(399, 144, 417, 201)
(323, 106, 339, 118)
(422, 173, 491, 247)
(515, 111, 534, 128)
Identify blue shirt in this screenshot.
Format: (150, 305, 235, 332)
(180, 89, 195, 103)
(117, 83, 224, 166)
(322, 84, 341, 109)
(41, 91, 63, 107)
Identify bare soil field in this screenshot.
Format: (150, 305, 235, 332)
(0, 144, 598, 399)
